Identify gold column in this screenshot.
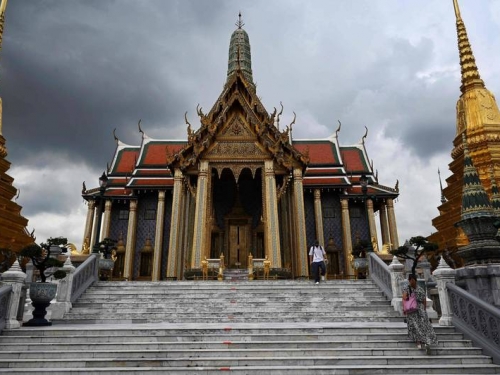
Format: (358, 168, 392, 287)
(123, 199, 138, 281)
(263, 160, 282, 268)
(82, 200, 95, 247)
(341, 198, 354, 277)
(313, 189, 324, 246)
(152, 190, 166, 281)
(292, 168, 308, 276)
(190, 160, 209, 268)
(167, 169, 184, 278)
(101, 199, 112, 239)
(379, 202, 390, 245)
(366, 198, 378, 245)
(386, 198, 399, 248)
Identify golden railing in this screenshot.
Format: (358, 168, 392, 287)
(247, 254, 271, 280)
(201, 254, 225, 281)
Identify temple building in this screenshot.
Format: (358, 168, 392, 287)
(0, 0, 33, 256)
(429, 0, 500, 261)
(82, 15, 400, 281)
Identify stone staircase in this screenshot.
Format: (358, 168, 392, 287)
(0, 279, 499, 374)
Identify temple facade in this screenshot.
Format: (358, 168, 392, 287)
(82, 16, 400, 281)
(429, 0, 500, 261)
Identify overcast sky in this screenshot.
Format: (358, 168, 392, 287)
(2, 0, 500, 248)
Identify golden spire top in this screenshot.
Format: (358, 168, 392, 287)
(0, 0, 7, 52)
(452, 0, 461, 19)
(453, 0, 484, 93)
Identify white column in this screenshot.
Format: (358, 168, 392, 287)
(101, 200, 112, 239)
(190, 161, 209, 268)
(387, 198, 399, 248)
(366, 198, 378, 245)
(264, 160, 282, 268)
(292, 167, 308, 276)
(379, 202, 390, 245)
(433, 257, 457, 326)
(313, 189, 324, 247)
(82, 200, 95, 248)
(167, 169, 184, 278)
(388, 256, 405, 314)
(123, 199, 138, 281)
(341, 198, 354, 277)
(0, 261, 25, 329)
(152, 190, 166, 281)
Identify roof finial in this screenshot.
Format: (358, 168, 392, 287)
(236, 12, 244, 29)
(452, 0, 461, 20)
(452, 0, 484, 93)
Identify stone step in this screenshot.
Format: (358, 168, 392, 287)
(0, 354, 495, 368)
(66, 301, 394, 315)
(0, 346, 486, 359)
(0, 341, 482, 360)
(0, 339, 473, 351)
(5, 279, 498, 374)
(1, 366, 499, 374)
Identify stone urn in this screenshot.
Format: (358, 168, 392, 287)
(24, 282, 58, 326)
(98, 258, 115, 281)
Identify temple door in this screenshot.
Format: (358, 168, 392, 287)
(229, 224, 249, 268)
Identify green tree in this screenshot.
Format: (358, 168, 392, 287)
(390, 236, 438, 276)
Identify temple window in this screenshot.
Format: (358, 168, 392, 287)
(144, 209, 156, 220)
(118, 210, 129, 220)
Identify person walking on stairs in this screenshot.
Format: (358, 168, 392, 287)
(402, 273, 438, 354)
(309, 240, 327, 285)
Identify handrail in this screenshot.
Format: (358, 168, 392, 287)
(0, 284, 12, 332)
(447, 282, 500, 364)
(368, 252, 393, 299)
(70, 254, 98, 303)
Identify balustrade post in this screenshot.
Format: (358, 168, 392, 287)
(432, 257, 456, 326)
(419, 257, 438, 319)
(51, 257, 76, 319)
(0, 261, 26, 329)
(388, 256, 405, 314)
(248, 254, 254, 280)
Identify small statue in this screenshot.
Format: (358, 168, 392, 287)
(380, 242, 392, 255)
(371, 236, 379, 253)
(263, 255, 271, 280)
(81, 237, 90, 255)
(201, 257, 209, 280)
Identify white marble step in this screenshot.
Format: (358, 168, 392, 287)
(2, 280, 498, 374)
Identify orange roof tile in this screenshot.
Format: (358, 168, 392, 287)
(303, 177, 349, 186)
(129, 178, 174, 187)
(340, 147, 368, 172)
(140, 142, 186, 166)
(113, 149, 140, 173)
(293, 141, 339, 165)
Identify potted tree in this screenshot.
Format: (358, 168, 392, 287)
(390, 236, 438, 276)
(20, 239, 67, 326)
(350, 239, 372, 278)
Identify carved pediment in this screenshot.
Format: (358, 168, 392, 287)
(205, 141, 268, 159)
(220, 117, 255, 139)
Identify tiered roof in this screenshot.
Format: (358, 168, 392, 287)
(83, 14, 398, 202)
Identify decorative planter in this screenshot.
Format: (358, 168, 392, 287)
(98, 258, 115, 281)
(23, 282, 57, 327)
(353, 257, 368, 270)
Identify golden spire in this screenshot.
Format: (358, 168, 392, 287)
(0, 0, 7, 52)
(453, 0, 484, 93)
(0, 0, 6, 139)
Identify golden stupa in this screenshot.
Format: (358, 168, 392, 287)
(0, 0, 34, 253)
(429, 0, 500, 260)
